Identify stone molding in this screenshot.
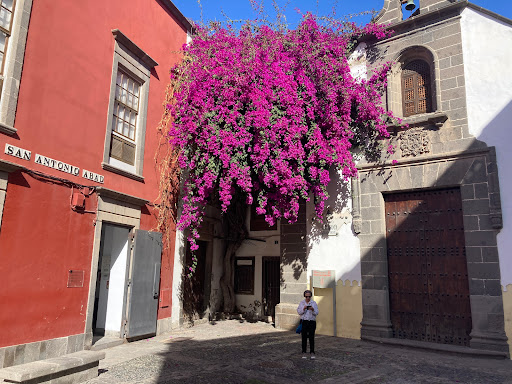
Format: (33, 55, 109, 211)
(388, 112, 448, 129)
(357, 146, 491, 171)
(111, 29, 158, 68)
(95, 187, 149, 207)
(0, 121, 17, 135)
(0, 158, 23, 173)
(101, 162, 145, 183)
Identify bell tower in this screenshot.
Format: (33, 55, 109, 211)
(374, 0, 457, 24)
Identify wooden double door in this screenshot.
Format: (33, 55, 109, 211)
(384, 188, 472, 346)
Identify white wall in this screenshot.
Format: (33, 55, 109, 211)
(349, 42, 367, 81)
(461, 8, 512, 288)
(306, 169, 361, 284)
(104, 227, 129, 333)
(171, 228, 185, 328)
(235, 232, 280, 312)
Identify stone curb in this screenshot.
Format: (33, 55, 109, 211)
(0, 350, 105, 382)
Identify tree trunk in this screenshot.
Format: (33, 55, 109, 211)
(220, 242, 237, 313)
(218, 190, 248, 314)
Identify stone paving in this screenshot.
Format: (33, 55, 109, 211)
(84, 320, 512, 384)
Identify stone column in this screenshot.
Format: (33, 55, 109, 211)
(358, 172, 394, 339)
(275, 201, 308, 330)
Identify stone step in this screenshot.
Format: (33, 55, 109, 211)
(0, 350, 105, 383)
(90, 337, 125, 351)
(363, 336, 509, 359)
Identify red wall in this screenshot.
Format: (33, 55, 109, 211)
(0, 173, 97, 345)
(0, 0, 186, 347)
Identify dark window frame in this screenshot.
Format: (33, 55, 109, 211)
(234, 256, 255, 295)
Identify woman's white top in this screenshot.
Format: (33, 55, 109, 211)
(297, 299, 319, 321)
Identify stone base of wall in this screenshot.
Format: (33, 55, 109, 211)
(0, 333, 85, 369)
(275, 303, 300, 331)
(157, 317, 174, 335)
(361, 319, 393, 339)
(469, 332, 510, 355)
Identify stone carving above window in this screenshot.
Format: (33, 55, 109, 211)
(399, 128, 430, 157)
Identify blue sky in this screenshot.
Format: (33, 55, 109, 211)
(172, 0, 512, 28)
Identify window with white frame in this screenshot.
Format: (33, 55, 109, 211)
(110, 70, 140, 165)
(102, 30, 157, 180)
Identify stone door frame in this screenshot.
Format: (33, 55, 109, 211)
(354, 146, 509, 354)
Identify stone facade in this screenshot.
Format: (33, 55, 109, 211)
(356, 0, 508, 355)
(275, 201, 308, 330)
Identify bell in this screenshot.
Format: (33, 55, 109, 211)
(404, 0, 416, 11)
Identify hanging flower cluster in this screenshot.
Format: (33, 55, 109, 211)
(168, 14, 394, 259)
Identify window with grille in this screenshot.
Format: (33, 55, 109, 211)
(110, 70, 140, 165)
(0, 0, 15, 75)
(235, 257, 255, 295)
(402, 60, 432, 117)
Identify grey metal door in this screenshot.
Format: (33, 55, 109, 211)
(125, 229, 162, 339)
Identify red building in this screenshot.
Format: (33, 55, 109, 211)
(0, 0, 190, 367)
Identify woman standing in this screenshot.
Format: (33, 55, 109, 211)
(297, 290, 319, 359)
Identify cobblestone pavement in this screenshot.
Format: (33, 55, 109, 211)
(84, 320, 512, 384)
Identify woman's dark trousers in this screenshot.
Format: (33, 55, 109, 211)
(301, 320, 316, 353)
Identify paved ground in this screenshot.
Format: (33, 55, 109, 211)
(84, 320, 512, 384)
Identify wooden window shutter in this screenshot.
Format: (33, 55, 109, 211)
(110, 135, 136, 165)
(402, 60, 432, 117)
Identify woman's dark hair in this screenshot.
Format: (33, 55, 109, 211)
(304, 290, 312, 297)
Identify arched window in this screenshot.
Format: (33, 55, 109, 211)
(402, 60, 432, 117)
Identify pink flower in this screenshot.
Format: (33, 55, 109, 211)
(166, 14, 397, 254)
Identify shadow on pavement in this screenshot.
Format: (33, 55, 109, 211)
(91, 322, 512, 384)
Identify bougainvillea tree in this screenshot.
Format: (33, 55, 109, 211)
(163, 13, 396, 312)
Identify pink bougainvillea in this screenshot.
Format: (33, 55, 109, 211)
(168, 14, 395, 267)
